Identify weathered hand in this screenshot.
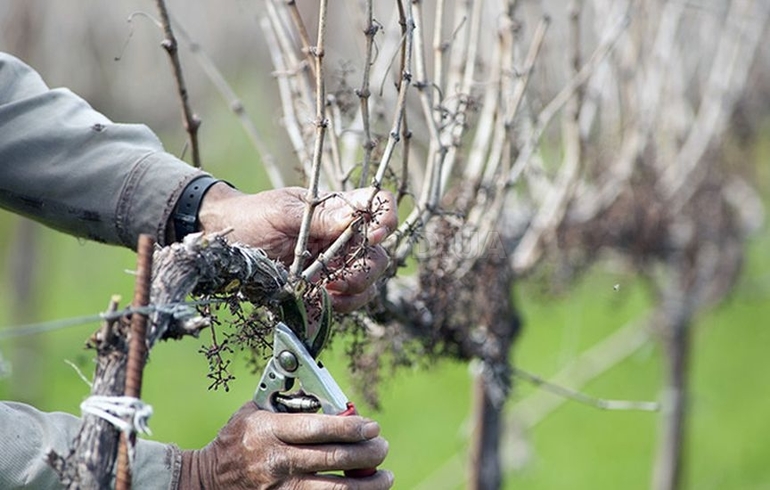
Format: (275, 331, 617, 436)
(179, 402, 393, 490)
(198, 184, 397, 312)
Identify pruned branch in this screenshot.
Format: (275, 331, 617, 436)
(148, 232, 289, 345)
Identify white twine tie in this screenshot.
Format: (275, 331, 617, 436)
(80, 395, 154, 467)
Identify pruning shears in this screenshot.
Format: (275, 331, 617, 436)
(253, 286, 376, 478)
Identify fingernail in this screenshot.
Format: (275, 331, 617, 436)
(367, 226, 389, 245)
(361, 421, 380, 439)
(325, 281, 345, 293)
(387, 470, 395, 487)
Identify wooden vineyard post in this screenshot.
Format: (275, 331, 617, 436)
(115, 234, 154, 490)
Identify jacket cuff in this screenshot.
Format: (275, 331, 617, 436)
(115, 151, 206, 249)
(165, 444, 184, 490)
(130, 438, 180, 490)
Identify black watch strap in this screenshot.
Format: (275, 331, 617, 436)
(172, 175, 221, 241)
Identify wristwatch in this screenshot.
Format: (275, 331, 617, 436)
(172, 174, 222, 240)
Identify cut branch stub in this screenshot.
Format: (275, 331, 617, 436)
(148, 232, 290, 345)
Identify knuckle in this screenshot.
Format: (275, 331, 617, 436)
(256, 428, 302, 478)
(297, 414, 327, 438)
(264, 449, 293, 478)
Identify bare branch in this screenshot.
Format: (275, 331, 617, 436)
(285, 0, 314, 65)
(513, 316, 656, 429)
(357, 0, 378, 187)
(508, 12, 628, 187)
(511, 8, 582, 273)
(154, 0, 202, 168)
(260, 14, 312, 175)
(512, 367, 659, 413)
(453, 15, 550, 281)
(290, 0, 330, 278)
(263, 0, 316, 175)
(436, 0, 484, 192)
(325, 95, 346, 190)
(661, 0, 769, 209)
(570, 0, 684, 223)
(170, 19, 284, 187)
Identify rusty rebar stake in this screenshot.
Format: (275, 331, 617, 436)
(116, 234, 155, 490)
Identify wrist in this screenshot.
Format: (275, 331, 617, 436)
(179, 449, 215, 490)
(197, 181, 244, 235)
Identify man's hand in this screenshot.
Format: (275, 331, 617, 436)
(198, 184, 397, 313)
(180, 402, 393, 489)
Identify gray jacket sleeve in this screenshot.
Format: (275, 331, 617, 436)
(0, 401, 181, 489)
(0, 52, 205, 248)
